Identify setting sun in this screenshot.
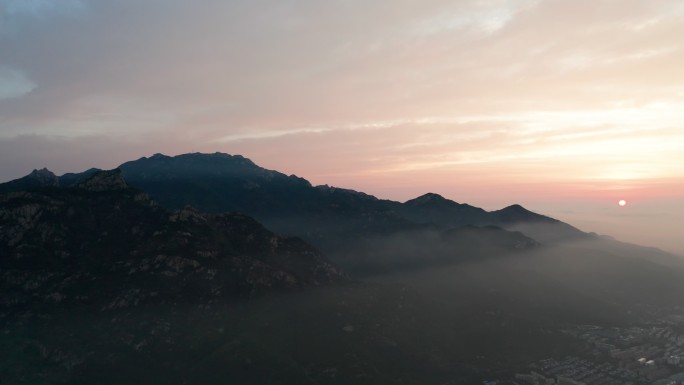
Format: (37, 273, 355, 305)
(619, 199, 627, 206)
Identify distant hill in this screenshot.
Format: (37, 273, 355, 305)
(399, 194, 587, 243)
(0, 167, 101, 193)
(400, 192, 488, 226)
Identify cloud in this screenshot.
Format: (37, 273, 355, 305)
(0, 66, 35, 99)
(0, 0, 683, 194)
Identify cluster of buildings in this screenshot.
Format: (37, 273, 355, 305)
(513, 309, 684, 385)
(571, 324, 684, 371)
(515, 356, 640, 385)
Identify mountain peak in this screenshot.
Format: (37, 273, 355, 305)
(420, 192, 446, 200)
(150, 153, 170, 159)
(0, 167, 60, 193)
(28, 168, 59, 186)
(500, 204, 528, 212)
(491, 203, 559, 225)
(78, 169, 128, 192)
(405, 193, 450, 205)
(121, 152, 269, 180)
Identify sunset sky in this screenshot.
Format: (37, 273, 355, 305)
(1, 0, 683, 253)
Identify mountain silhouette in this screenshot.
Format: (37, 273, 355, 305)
(113, 153, 586, 249)
(112, 152, 588, 271)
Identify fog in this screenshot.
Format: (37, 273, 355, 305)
(5, 183, 684, 384)
(12, 233, 684, 383)
(543, 198, 684, 257)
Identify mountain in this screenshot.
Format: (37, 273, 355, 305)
(116, 152, 406, 222)
(1, 153, 586, 249)
(0, 169, 342, 314)
(118, 152, 318, 214)
(113, 153, 584, 271)
(57, 167, 101, 187)
(114, 153, 586, 248)
(400, 193, 488, 226)
(3, 153, 678, 273)
(399, 194, 587, 243)
(486, 203, 587, 243)
(0, 168, 59, 193)
(0, 167, 102, 194)
(0, 154, 580, 277)
(117, 153, 419, 252)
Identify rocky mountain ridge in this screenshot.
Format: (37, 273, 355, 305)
(0, 153, 563, 273)
(0, 169, 342, 315)
(0, 153, 585, 244)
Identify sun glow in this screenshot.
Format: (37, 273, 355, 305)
(618, 199, 627, 206)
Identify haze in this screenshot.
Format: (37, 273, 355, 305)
(1, 0, 683, 254)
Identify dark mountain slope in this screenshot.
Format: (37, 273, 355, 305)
(58, 167, 101, 187)
(0, 169, 342, 314)
(399, 195, 587, 243)
(1, 153, 588, 249)
(487, 204, 587, 243)
(4, 153, 678, 276)
(0, 155, 557, 276)
(119, 152, 333, 215)
(118, 153, 418, 249)
(116, 153, 558, 272)
(116, 153, 588, 248)
(0, 168, 59, 193)
(399, 193, 488, 226)
(0, 168, 102, 194)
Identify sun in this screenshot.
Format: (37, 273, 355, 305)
(618, 199, 627, 206)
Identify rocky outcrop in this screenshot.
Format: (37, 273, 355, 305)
(0, 168, 59, 193)
(77, 169, 128, 191)
(0, 170, 344, 314)
(28, 168, 59, 186)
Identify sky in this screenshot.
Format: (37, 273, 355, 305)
(1, 0, 683, 254)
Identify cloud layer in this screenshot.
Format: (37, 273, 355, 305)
(1, 0, 683, 251)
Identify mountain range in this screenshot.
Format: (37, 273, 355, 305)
(0, 153, 589, 270)
(2, 152, 684, 384)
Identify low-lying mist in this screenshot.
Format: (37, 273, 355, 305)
(545, 199, 684, 257)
